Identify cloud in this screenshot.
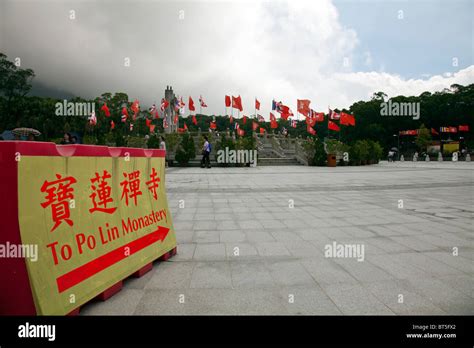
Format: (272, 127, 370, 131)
(2, 0, 473, 119)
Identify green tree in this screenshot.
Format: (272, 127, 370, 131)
(415, 124, 432, 152)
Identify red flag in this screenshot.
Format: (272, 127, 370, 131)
(255, 98, 260, 110)
(110, 120, 115, 130)
(270, 112, 276, 122)
(192, 115, 198, 125)
(243, 115, 247, 124)
(279, 105, 293, 120)
(328, 120, 340, 131)
(252, 121, 259, 131)
(122, 107, 129, 117)
(149, 124, 156, 133)
(259, 127, 266, 134)
(459, 125, 469, 132)
(271, 120, 278, 129)
(399, 130, 418, 136)
(307, 125, 316, 135)
(314, 112, 325, 122)
(188, 96, 195, 111)
(210, 121, 217, 129)
(225, 95, 231, 108)
(328, 108, 340, 120)
(297, 99, 311, 116)
(131, 99, 140, 115)
(232, 95, 243, 112)
(199, 95, 207, 107)
(237, 128, 245, 136)
(306, 116, 316, 127)
(145, 118, 152, 127)
(184, 123, 188, 131)
(340, 112, 355, 126)
(161, 98, 169, 111)
(101, 103, 110, 117)
(431, 128, 439, 135)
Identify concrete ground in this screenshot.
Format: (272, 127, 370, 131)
(81, 161, 474, 315)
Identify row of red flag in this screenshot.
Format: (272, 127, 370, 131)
(400, 125, 470, 136)
(93, 96, 358, 136)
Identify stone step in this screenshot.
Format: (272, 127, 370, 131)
(258, 157, 302, 166)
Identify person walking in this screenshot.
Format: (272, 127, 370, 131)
(159, 136, 166, 151)
(201, 135, 211, 168)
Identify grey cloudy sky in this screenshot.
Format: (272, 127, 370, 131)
(1, 0, 473, 118)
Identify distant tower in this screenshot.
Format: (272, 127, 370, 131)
(164, 86, 178, 133)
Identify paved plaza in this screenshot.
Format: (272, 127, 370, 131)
(81, 161, 474, 315)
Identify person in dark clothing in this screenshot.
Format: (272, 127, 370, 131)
(201, 136, 211, 168)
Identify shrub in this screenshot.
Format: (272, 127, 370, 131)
(303, 137, 326, 166)
(368, 140, 383, 162)
(126, 136, 147, 148)
(147, 134, 161, 149)
(175, 133, 196, 166)
(350, 140, 370, 165)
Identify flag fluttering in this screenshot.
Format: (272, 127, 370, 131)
(328, 108, 340, 120)
(340, 112, 355, 126)
(199, 95, 208, 108)
(131, 99, 140, 118)
(243, 115, 247, 124)
(297, 99, 311, 116)
(149, 104, 159, 119)
(328, 120, 340, 131)
(110, 120, 115, 130)
(255, 98, 260, 111)
(122, 107, 129, 117)
(192, 115, 198, 125)
(252, 121, 259, 131)
(270, 112, 278, 129)
(225, 95, 231, 108)
(232, 95, 243, 112)
(100, 104, 110, 117)
(161, 98, 169, 111)
(307, 124, 316, 135)
(188, 96, 196, 111)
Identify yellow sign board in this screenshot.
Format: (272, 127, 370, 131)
(17, 155, 176, 315)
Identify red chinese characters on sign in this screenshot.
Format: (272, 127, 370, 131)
(40, 174, 77, 232)
(146, 168, 161, 200)
(89, 170, 117, 214)
(120, 170, 142, 206)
